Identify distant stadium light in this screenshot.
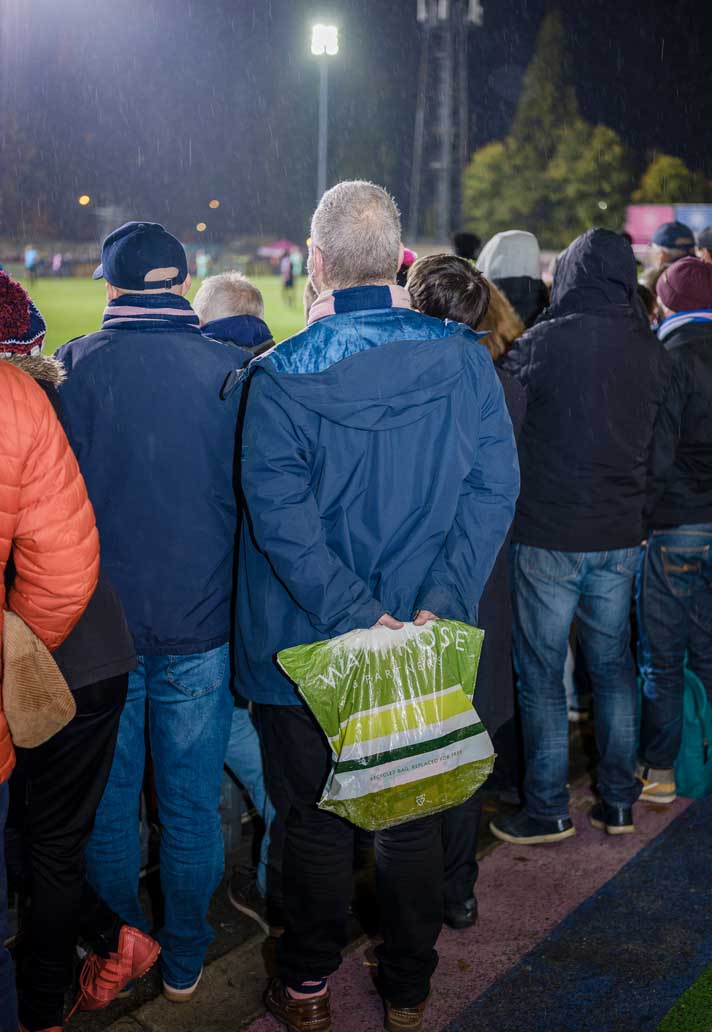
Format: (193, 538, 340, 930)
(209, 199, 220, 209)
(311, 23, 339, 56)
(196, 222, 207, 232)
(78, 194, 91, 206)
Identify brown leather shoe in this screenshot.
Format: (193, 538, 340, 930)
(384, 997, 429, 1031)
(265, 978, 332, 1032)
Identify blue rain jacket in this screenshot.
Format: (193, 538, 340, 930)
(236, 301, 520, 705)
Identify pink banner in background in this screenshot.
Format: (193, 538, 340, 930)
(625, 204, 675, 245)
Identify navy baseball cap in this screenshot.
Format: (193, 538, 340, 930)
(93, 221, 188, 290)
(696, 225, 712, 252)
(651, 220, 695, 253)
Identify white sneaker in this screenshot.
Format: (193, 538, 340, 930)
(163, 967, 203, 1003)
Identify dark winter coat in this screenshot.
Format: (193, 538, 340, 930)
(646, 319, 712, 529)
(235, 296, 520, 706)
(202, 315, 273, 355)
(57, 319, 244, 656)
(3, 354, 136, 690)
(502, 228, 672, 553)
(474, 368, 527, 736)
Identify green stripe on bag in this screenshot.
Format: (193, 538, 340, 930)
(335, 721, 487, 773)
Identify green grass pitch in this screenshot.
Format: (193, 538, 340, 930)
(10, 273, 306, 354)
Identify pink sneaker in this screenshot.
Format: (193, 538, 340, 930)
(69, 925, 160, 1013)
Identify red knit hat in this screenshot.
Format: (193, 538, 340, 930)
(656, 257, 712, 313)
(0, 271, 46, 355)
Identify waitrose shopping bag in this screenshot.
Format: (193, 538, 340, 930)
(277, 620, 494, 831)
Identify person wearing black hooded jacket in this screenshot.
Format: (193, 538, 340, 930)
(491, 228, 672, 845)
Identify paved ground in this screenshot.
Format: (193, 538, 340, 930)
(66, 728, 596, 1031)
(87, 788, 692, 1032)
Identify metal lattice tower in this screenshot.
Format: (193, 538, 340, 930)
(410, 0, 483, 242)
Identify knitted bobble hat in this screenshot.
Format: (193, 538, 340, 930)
(0, 271, 46, 356)
(657, 257, 712, 313)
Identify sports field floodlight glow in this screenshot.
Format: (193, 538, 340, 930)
(209, 199, 220, 209)
(311, 24, 339, 201)
(311, 23, 339, 56)
(196, 222, 207, 232)
(78, 194, 91, 206)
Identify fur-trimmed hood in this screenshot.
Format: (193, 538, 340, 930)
(1, 353, 66, 387)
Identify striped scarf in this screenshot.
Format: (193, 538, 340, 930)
(658, 309, 712, 342)
(102, 292, 201, 333)
(308, 284, 412, 326)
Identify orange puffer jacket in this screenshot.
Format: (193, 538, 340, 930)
(0, 362, 99, 782)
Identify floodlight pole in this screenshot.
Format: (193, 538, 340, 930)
(318, 60, 329, 202)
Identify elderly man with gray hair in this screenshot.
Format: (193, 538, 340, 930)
(236, 181, 519, 1032)
(194, 270, 274, 354)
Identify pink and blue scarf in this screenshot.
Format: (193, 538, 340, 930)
(102, 293, 201, 333)
(658, 309, 712, 342)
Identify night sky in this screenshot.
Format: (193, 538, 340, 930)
(2, 0, 712, 242)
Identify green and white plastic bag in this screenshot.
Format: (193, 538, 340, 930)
(277, 620, 494, 831)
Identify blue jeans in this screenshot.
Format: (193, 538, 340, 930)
(637, 523, 712, 769)
(0, 781, 18, 1032)
(511, 545, 640, 820)
(86, 644, 233, 989)
(224, 705, 276, 898)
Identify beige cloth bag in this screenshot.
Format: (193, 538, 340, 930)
(2, 610, 76, 747)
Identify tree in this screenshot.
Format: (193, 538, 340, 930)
(463, 141, 512, 237)
(461, 8, 635, 248)
(546, 121, 633, 247)
(510, 10, 579, 168)
(633, 153, 711, 204)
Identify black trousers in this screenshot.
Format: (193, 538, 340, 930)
(255, 703, 443, 1008)
(442, 791, 482, 905)
(11, 675, 127, 1030)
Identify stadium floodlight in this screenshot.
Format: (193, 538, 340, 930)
(311, 25, 339, 201)
(311, 23, 339, 56)
(209, 199, 220, 209)
(78, 194, 91, 206)
(196, 222, 207, 232)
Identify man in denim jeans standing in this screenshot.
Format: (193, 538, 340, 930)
(491, 229, 672, 844)
(637, 258, 712, 804)
(57, 223, 248, 1003)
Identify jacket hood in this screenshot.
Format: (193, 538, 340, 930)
(478, 231, 541, 280)
(1, 352, 65, 387)
(258, 316, 485, 432)
(547, 227, 638, 317)
(202, 314, 273, 352)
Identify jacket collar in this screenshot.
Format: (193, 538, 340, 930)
(1, 353, 65, 386)
(308, 284, 412, 325)
(201, 314, 273, 351)
(102, 292, 201, 333)
(658, 309, 712, 343)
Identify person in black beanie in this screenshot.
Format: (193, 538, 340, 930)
(453, 231, 481, 261)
